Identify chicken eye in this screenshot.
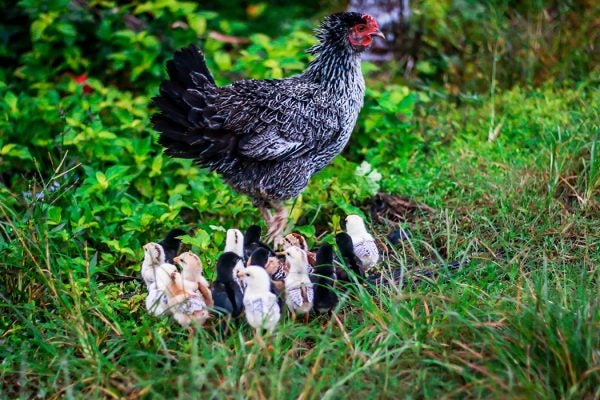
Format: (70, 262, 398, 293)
(357, 25, 366, 32)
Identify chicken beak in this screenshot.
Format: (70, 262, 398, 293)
(173, 256, 180, 264)
(371, 29, 385, 40)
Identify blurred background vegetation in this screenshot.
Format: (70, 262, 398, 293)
(0, 1, 598, 397)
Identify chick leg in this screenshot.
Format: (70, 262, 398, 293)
(266, 202, 289, 248)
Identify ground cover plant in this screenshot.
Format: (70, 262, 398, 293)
(1, 0, 598, 398)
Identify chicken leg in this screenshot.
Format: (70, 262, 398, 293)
(259, 202, 289, 248)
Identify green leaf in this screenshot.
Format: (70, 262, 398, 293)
(0, 144, 32, 160)
(250, 33, 271, 48)
(105, 165, 130, 181)
(213, 52, 232, 70)
(150, 154, 163, 177)
(96, 171, 109, 190)
(31, 13, 58, 41)
(187, 14, 207, 35)
(180, 230, 211, 250)
(4, 92, 18, 114)
(46, 206, 62, 225)
(295, 224, 316, 238)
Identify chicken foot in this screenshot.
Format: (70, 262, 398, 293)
(259, 202, 289, 248)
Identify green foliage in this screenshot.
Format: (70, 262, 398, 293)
(409, 0, 599, 91)
(1, 0, 599, 398)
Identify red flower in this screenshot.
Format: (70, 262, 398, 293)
(73, 74, 93, 94)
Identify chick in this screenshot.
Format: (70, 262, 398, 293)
(243, 225, 275, 260)
(224, 229, 248, 292)
(263, 254, 288, 283)
(173, 251, 213, 307)
(281, 233, 314, 275)
(244, 225, 286, 282)
(225, 228, 245, 257)
(211, 252, 244, 318)
(248, 247, 270, 268)
(283, 233, 316, 267)
(345, 215, 380, 271)
(387, 227, 411, 245)
(249, 248, 285, 305)
(312, 244, 338, 314)
(141, 242, 169, 287)
(158, 228, 186, 264)
(237, 266, 281, 333)
(284, 246, 314, 317)
(334, 232, 365, 282)
(155, 268, 210, 327)
(142, 242, 178, 316)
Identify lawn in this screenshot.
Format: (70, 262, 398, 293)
(1, 1, 598, 398)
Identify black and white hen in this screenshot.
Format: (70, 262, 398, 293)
(152, 12, 383, 243)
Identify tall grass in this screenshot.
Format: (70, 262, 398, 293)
(2, 94, 598, 397)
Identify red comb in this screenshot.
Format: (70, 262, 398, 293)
(362, 14, 378, 27)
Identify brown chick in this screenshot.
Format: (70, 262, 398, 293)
(174, 251, 214, 307)
(155, 269, 210, 328)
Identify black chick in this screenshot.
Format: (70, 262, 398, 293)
(335, 232, 365, 282)
(243, 225, 275, 260)
(159, 228, 186, 264)
(387, 228, 411, 245)
(312, 244, 338, 314)
(248, 247, 270, 268)
(211, 252, 244, 318)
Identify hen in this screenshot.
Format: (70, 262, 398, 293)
(152, 12, 383, 243)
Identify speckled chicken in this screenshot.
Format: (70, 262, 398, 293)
(153, 12, 383, 243)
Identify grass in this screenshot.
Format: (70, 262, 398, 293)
(1, 79, 598, 399)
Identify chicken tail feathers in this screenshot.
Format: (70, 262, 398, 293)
(152, 45, 234, 165)
(167, 45, 215, 88)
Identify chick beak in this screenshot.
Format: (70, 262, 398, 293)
(236, 270, 244, 278)
(173, 256, 180, 264)
(371, 29, 385, 40)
